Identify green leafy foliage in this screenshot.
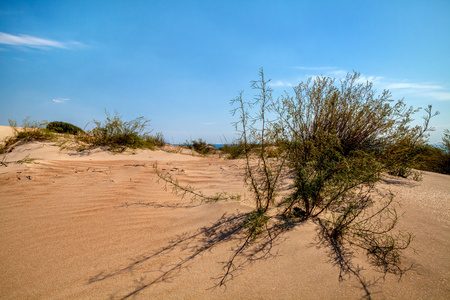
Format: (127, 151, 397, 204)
(47, 121, 84, 135)
(231, 69, 427, 290)
(243, 209, 270, 238)
(183, 138, 216, 155)
(411, 140, 450, 175)
(147, 132, 166, 148)
(442, 129, 450, 154)
(220, 142, 246, 159)
(220, 141, 260, 159)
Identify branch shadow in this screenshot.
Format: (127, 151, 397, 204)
(87, 212, 300, 299)
(116, 201, 203, 209)
(314, 218, 411, 300)
(88, 202, 410, 299)
(380, 176, 418, 187)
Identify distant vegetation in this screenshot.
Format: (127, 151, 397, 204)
(0, 117, 55, 154)
(47, 121, 84, 135)
(219, 131, 450, 175)
(182, 138, 217, 155)
(78, 110, 165, 151)
(220, 142, 246, 159)
(0, 111, 166, 154)
(411, 132, 450, 175)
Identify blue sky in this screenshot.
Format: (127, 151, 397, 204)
(0, 0, 449, 144)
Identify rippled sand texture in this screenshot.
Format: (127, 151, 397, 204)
(0, 131, 449, 299)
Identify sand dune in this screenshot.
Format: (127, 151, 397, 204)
(0, 125, 16, 141)
(0, 128, 449, 299)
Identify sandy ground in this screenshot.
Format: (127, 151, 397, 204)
(0, 126, 449, 299)
(0, 126, 16, 141)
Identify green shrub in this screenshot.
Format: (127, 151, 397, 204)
(146, 132, 166, 148)
(440, 130, 450, 174)
(79, 110, 158, 151)
(231, 70, 425, 289)
(220, 142, 246, 159)
(220, 141, 262, 159)
(183, 139, 215, 155)
(412, 139, 450, 175)
(47, 121, 84, 135)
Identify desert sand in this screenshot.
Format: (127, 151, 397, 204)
(0, 126, 449, 299)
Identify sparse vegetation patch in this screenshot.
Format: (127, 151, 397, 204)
(1, 111, 165, 154)
(1, 117, 55, 154)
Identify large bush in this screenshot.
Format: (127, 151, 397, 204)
(273, 72, 436, 215)
(231, 69, 436, 289)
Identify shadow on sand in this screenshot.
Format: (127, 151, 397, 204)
(87, 209, 300, 299)
(88, 202, 410, 300)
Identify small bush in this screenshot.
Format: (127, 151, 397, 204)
(220, 143, 245, 159)
(183, 139, 215, 155)
(47, 121, 84, 135)
(220, 142, 261, 159)
(412, 141, 450, 175)
(146, 132, 166, 148)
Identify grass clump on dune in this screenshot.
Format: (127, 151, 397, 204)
(0, 117, 55, 154)
(78, 110, 165, 152)
(1, 112, 165, 154)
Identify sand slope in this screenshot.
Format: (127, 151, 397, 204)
(0, 133, 449, 299)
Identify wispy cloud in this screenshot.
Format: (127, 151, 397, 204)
(381, 81, 450, 101)
(355, 75, 384, 85)
(52, 98, 69, 103)
(422, 92, 450, 101)
(0, 32, 84, 50)
(287, 67, 450, 102)
(293, 66, 335, 71)
(269, 80, 294, 88)
(385, 83, 443, 90)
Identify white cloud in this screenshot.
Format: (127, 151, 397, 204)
(354, 75, 383, 84)
(278, 67, 450, 102)
(326, 70, 348, 78)
(52, 98, 69, 103)
(385, 83, 443, 90)
(269, 80, 294, 88)
(382, 81, 449, 101)
(0, 32, 83, 50)
(421, 92, 450, 101)
(293, 66, 334, 71)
